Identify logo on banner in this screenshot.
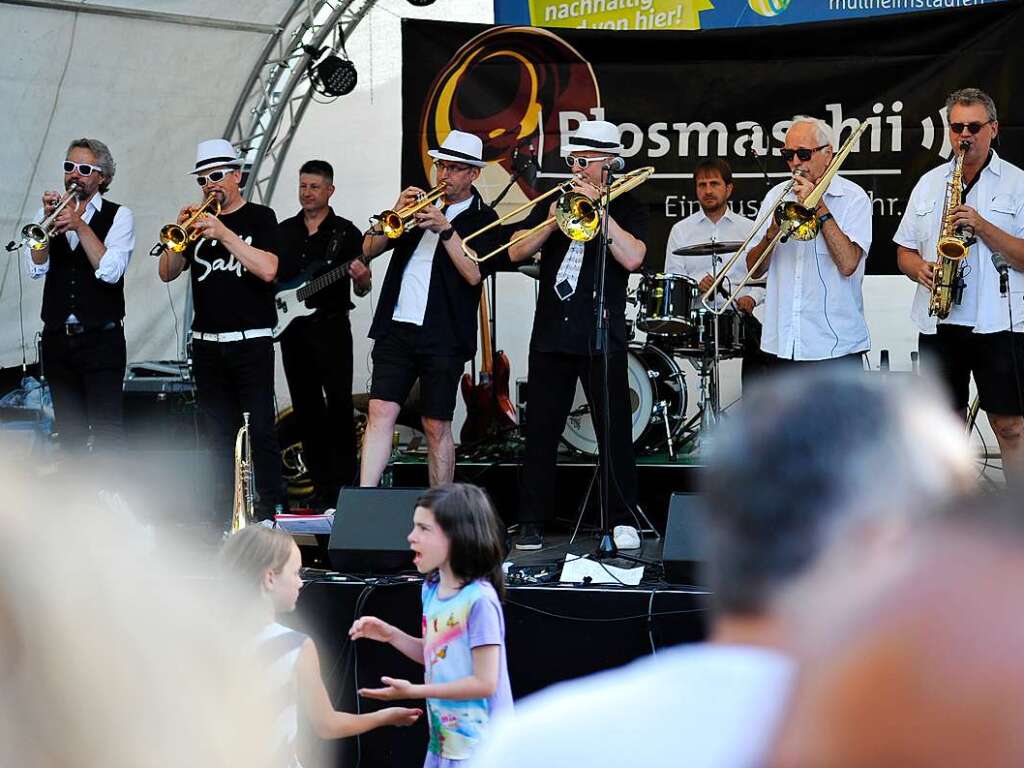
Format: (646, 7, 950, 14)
(418, 26, 600, 195)
(748, 0, 790, 17)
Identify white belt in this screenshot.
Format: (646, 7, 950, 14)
(193, 328, 273, 343)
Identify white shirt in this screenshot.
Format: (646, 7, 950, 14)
(665, 207, 765, 311)
(893, 150, 1024, 334)
(392, 195, 473, 326)
(469, 643, 795, 768)
(749, 175, 873, 360)
(23, 192, 135, 285)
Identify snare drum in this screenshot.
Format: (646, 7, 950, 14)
(674, 309, 747, 358)
(636, 273, 699, 336)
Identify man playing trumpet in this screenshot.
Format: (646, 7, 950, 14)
(157, 139, 286, 522)
(24, 138, 135, 457)
(360, 130, 501, 488)
(745, 116, 872, 369)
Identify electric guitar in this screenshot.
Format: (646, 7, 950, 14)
(460, 286, 517, 443)
(273, 252, 374, 339)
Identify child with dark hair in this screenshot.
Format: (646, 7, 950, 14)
(349, 482, 512, 766)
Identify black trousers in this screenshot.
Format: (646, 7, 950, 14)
(192, 336, 283, 520)
(41, 323, 126, 455)
(763, 351, 866, 374)
(280, 311, 356, 500)
(519, 349, 638, 528)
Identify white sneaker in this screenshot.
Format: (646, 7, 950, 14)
(613, 525, 641, 551)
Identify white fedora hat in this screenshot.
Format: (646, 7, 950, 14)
(427, 130, 486, 167)
(562, 120, 623, 155)
(189, 138, 243, 175)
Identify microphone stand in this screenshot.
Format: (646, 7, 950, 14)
(592, 164, 616, 558)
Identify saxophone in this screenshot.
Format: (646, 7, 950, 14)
(929, 140, 972, 319)
(230, 412, 255, 533)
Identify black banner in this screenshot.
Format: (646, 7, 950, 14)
(401, 3, 1024, 274)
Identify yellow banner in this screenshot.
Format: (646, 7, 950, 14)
(528, 0, 716, 30)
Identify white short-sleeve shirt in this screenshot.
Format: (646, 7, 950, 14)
(748, 175, 873, 360)
(893, 151, 1024, 334)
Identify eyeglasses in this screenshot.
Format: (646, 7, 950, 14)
(780, 145, 829, 163)
(565, 155, 610, 169)
(63, 161, 103, 176)
(949, 120, 992, 135)
(433, 161, 472, 173)
(196, 169, 235, 187)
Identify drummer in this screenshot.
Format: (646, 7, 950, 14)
(664, 158, 768, 384)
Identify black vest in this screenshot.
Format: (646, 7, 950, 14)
(41, 198, 126, 326)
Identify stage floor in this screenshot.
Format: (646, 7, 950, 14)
(289, 570, 708, 768)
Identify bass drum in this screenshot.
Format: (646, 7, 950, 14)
(561, 344, 688, 456)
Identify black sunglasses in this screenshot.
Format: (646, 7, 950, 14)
(196, 169, 235, 186)
(780, 145, 829, 163)
(949, 120, 992, 135)
(63, 160, 103, 176)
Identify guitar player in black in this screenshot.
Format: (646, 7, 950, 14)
(277, 160, 371, 509)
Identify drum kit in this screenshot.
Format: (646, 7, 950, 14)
(560, 239, 756, 458)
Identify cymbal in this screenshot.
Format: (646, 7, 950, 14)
(671, 241, 744, 257)
(518, 263, 541, 280)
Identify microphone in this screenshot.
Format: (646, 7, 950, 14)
(992, 252, 1010, 296)
(603, 156, 625, 172)
(745, 143, 772, 190)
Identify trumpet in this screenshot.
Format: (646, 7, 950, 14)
(149, 193, 221, 256)
(700, 121, 868, 315)
(462, 166, 655, 263)
(373, 183, 447, 239)
(230, 411, 255, 534)
(5, 183, 81, 252)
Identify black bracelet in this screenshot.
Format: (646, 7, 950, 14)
(440, 226, 456, 242)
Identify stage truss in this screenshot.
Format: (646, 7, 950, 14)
(224, 0, 379, 205)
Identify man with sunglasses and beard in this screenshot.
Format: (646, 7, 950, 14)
(158, 139, 287, 523)
(508, 119, 648, 552)
(24, 138, 135, 457)
(895, 88, 1024, 487)
(744, 115, 872, 371)
(359, 131, 501, 489)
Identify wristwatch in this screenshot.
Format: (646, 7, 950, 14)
(440, 226, 456, 242)
(817, 212, 834, 227)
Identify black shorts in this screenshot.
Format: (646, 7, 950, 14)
(918, 325, 1024, 415)
(369, 321, 467, 421)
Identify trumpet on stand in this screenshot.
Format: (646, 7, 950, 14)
(6, 183, 81, 252)
(230, 412, 255, 534)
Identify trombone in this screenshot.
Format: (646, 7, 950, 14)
(150, 193, 221, 256)
(373, 182, 447, 239)
(462, 166, 655, 263)
(700, 121, 868, 315)
(5, 183, 81, 252)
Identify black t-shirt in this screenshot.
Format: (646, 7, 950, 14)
(530, 191, 648, 355)
(183, 202, 282, 333)
(277, 208, 364, 314)
(368, 187, 502, 360)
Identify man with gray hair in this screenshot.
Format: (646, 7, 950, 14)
(469, 369, 973, 768)
(23, 138, 135, 455)
(895, 87, 1024, 487)
(745, 116, 873, 369)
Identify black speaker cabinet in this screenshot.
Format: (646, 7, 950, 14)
(328, 487, 427, 574)
(663, 492, 708, 585)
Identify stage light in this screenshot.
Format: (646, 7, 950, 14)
(302, 44, 358, 98)
(406, 0, 437, 6)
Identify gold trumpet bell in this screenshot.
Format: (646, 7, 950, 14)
(555, 192, 601, 242)
(158, 224, 189, 254)
(775, 201, 820, 242)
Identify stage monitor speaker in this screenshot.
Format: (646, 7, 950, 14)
(328, 487, 427, 574)
(663, 492, 708, 585)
